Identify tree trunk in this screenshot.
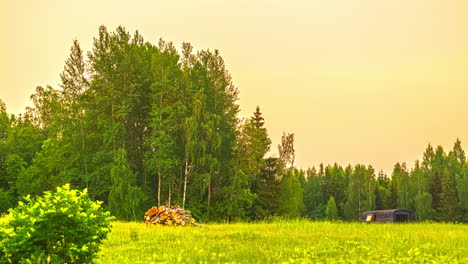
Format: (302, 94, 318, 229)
(80, 116, 89, 189)
(207, 177, 211, 219)
(168, 184, 171, 206)
(183, 159, 189, 208)
(158, 168, 161, 206)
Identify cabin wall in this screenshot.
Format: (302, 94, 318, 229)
(361, 210, 412, 223)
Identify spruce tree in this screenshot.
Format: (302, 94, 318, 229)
(457, 165, 468, 221)
(438, 168, 458, 221)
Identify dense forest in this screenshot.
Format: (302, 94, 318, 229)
(0, 26, 467, 222)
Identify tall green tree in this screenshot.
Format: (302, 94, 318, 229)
(410, 161, 433, 220)
(59, 39, 90, 189)
(303, 167, 325, 217)
(144, 40, 183, 207)
(438, 168, 458, 221)
(278, 169, 304, 218)
(457, 165, 468, 221)
(251, 157, 281, 218)
(344, 165, 375, 220)
(235, 106, 272, 219)
(0, 100, 10, 190)
(385, 181, 398, 209)
(324, 164, 345, 215)
(108, 149, 142, 220)
(5, 154, 27, 197)
(414, 192, 433, 221)
(392, 162, 410, 209)
(429, 146, 445, 214)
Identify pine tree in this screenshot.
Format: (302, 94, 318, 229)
(252, 157, 281, 218)
(457, 165, 468, 221)
(429, 146, 445, 213)
(438, 168, 458, 221)
(252, 106, 266, 130)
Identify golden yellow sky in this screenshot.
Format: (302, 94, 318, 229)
(1, 0, 467, 174)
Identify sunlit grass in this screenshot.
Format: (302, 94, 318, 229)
(97, 220, 468, 263)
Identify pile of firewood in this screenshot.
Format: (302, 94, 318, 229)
(144, 205, 199, 226)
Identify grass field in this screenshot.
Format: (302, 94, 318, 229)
(96, 220, 468, 264)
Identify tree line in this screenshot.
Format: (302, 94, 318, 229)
(0, 26, 466, 222)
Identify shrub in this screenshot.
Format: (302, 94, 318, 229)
(0, 184, 113, 264)
(0, 188, 13, 214)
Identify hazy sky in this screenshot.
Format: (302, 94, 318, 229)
(1, 0, 467, 174)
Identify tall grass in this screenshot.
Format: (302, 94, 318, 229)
(97, 220, 467, 263)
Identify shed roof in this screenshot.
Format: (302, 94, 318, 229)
(362, 209, 411, 214)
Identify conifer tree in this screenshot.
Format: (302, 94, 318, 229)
(457, 165, 468, 221)
(438, 168, 458, 221)
(429, 146, 445, 212)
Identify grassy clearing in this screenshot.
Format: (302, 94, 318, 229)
(97, 220, 467, 264)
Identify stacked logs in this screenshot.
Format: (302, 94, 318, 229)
(144, 205, 198, 226)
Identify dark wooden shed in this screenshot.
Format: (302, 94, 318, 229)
(361, 209, 412, 223)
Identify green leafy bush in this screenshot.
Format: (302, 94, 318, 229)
(0, 189, 13, 214)
(0, 184, 113, 264)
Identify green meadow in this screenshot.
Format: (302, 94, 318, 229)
(97, 221, 468, 264)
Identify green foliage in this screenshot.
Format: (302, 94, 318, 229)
(438, 168, 458, 221)
(251, 157, 281, 219)
(0, 184, 112, 264)
(344, 165, 375, 220)
(323, 164, 346, 214)
(236, 107, 272, 219)
(108, 149, 143, 221)
(326, 196, 339, 220)
(278, 170, 304, 218)
(392, 162, 410, 209)
(385, 181, 398, 209)
(414, 192, 434, 221)
(309, 203, 326, 219)
(303, 167, 325, 217)
(457, 165, 468, 220)
(0, 189, 13, 214)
